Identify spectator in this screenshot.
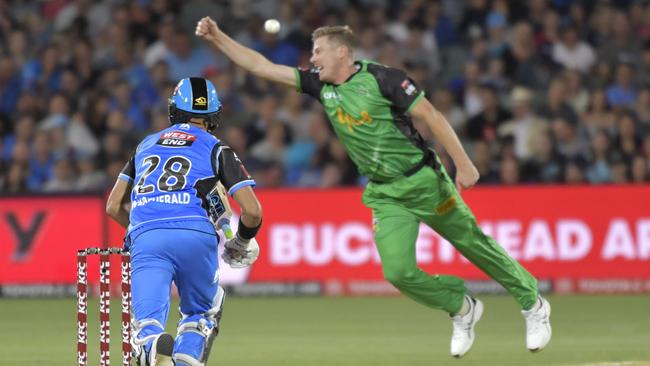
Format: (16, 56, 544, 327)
(1, 163, 29, 193)
(606, 63, 638, 108)
(643, 135, 650, 162)
(564, 157, 588, 184)
(7, 29, 29, 69)
(67, 112, 100, 158)
(0, 56, 21, 118)
(109, 79, 148, 130)
(424, 1, 457, 48)
(250, 121, 288, 165)
(597, 11, 641, 66)
(246, 95, 280, 146)
(353, 27, 380, 61)
(144, 15, 175, 68)
(630, 155, 649, 183)
(472, 140, 499, 184)
(640, 41, 650, 86)
(467, 84, 510, 142)
(483, 57, 509, 91)
(432, 89, 466, 135)
(458, 0, 489, 40)
(11, 141, 30, 167)
(2, 115, 35, 161)
(551, 24, 596, 73)
(325, 139, 359, 186)
(42, 157, 77, 192)
(70, 38, 96, 87)
(458, 60, 483, 118)
(504, 21, 546, 88)
(551, 116, 589, 161)
(165, 28, 224, 81)
(498, 87, 547, 160)
(294, 111, 335, 187)
(223, 125, 252, 162)
(401, 21, 440, 78)
(616, 112, 640, 159)
(585, 130, 613, 184)
(257, 161, 285, 188)
(76, 154, 106, 191)
(277, 91, 311, 141)
(635, 87, 650, 124)
(253, 26, 300, 67)
(610, 155, 630, 184)
(58, 69, 82, 102)
(21, 44, 63, 94)
(521, 132, 562, 183)
(499, 156, 520, 185)
(536, 11, 560, 62)
(563, 69, 590, 115)
(318, 162, 343, 188)
(28, 131, 55, 190)
(540, 77, 578, 124)
(485, 11, 508, 58)
(98, 131, 126, 168)
(581, 89, 617, 136)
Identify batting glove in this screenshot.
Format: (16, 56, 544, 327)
(222, 236, 259, 268)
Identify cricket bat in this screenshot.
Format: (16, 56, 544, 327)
(214, 182, 234, 239)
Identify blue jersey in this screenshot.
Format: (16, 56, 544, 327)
(118, 123, 255, 232)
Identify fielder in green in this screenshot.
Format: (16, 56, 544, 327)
(196, 18, 552, 357)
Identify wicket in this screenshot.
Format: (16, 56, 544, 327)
(77, 247, 132, 366)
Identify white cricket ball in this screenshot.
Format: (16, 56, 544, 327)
(264, 19, 281, 34)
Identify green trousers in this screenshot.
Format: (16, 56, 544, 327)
(362, 165, 538, 314)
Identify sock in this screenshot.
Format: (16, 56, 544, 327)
(454, 296, 471, 316)
(525, 297, 543, 312)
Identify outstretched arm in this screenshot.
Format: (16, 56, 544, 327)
(410, 98, 479, 191)
(195, 16, 296, 87)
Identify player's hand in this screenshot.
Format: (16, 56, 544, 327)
(455, 162, 480, 191)
(195, 16, 220, 42)
(222, 236, 259, 268)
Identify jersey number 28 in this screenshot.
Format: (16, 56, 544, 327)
(135, 155, 191, 194)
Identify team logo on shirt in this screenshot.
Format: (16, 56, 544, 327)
(336, 107, 373, 132)
(157, 131, 197, 147)
(401, 79, 417, 96)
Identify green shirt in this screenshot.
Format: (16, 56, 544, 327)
(295, 60, 429, 182)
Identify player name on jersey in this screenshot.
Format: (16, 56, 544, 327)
(132, 192, 191, 208)
(156, 131, 197, 147)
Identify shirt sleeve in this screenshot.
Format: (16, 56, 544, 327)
(215, 145, 256, 196)
(118, 154, 135, 184)
(369, 64, 425, 112)
(294, 67, 324, 99)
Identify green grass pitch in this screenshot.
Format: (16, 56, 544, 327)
(0, 295, 648, 365)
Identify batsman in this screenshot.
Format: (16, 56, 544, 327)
(196, 17, 551, 357)
(107, 77, 262, 365)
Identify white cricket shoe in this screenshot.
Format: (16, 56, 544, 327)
(150, 333, 175, 366)
(450, 295, 483, 358)
(522, 296, 552, 352)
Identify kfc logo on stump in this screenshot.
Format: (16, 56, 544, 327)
(157, 131, 197, 147)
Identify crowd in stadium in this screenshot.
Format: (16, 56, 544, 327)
(0, 0, 648, 193)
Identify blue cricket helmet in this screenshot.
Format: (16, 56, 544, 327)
(168, 77, 222, 131)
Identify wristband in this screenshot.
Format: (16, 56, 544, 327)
(237, 217, 261, 240)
